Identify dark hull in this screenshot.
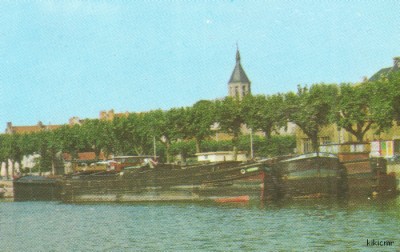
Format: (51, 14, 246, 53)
(269, 154, 344, 199)
(60, 161, 266, 203)
(262, 154, 398, 200)
(13, 176, 61, 201)
(341, 158, 397, 197)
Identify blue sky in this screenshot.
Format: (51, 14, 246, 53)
(1, 1, 400, 129)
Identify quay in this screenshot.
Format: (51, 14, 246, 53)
(0, 180, 14, 199)
(387, 161, 400, 191)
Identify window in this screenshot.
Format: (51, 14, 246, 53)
(303, 138, 312, 153)
(320, 136, 331, 145)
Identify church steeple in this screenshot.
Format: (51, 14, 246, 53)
(236, 46, 241, 62)
(228, 46, 251, 100)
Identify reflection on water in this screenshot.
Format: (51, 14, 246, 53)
(0, 197, 399, 251)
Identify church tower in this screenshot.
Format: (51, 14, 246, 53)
(228, 47, 251, 100)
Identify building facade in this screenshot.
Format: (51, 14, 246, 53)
(5, 121, 62, 134)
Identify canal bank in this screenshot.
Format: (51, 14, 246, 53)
(387, 161, 400, 191)
(0, 180, 14, 199)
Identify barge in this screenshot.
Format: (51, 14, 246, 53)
(268, 153, 346, 199)
(341, 157, 396, 197)
(12, 154, 396, 202)
(13, 176, 61, 201)
(60, 160, 267, 203)
(267, 152, 397, 200)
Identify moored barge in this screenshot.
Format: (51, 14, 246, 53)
(13, 176, 61, 201)
(60, 160, 267, 203)
(269, 153, 346, 199)
(341, 157, 396, 197)
(267, 152, 397, 200)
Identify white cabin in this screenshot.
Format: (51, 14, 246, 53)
(195, 151, 247, 162)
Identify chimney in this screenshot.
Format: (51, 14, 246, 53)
(6, 122, 13, 134)
(69, 116, 80, 125)
(99, 111, 106, 120)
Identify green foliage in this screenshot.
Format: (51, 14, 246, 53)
(56, 124, 87, 159)
(111, 114, 152, 156)
(187, 100, 216, 152)
(80, 119, 112, 158)
(1, 75, 399, 164)
(286, 83, 338, 151)
(335, 83, 373, 142)
(242, 94, 287, 139)
(169, 140, 196, 162)
(238, 134, 296, 158)
(386, 71, 400, 124)
(215, 97, 244, 150)
(201, 140, 233, 152)
(335, 81, 394, 142)
(169, 135, 296, 160)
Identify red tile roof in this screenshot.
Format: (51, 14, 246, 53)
(63, 152, 108, 161)
(8, 124, 62, 134)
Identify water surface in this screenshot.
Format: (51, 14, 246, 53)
(0, 197, 399, 251)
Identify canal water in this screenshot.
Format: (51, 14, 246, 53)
(0, 197, 399, 251)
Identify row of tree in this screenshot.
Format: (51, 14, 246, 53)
(0, 70, 399, 173)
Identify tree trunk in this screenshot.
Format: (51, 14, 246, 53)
(51, 159, 55, 176)
(5, 160, 8, 179)
(356, 133, 364, 143)
(233, 146, 238, 161)
(232, 132, 239, 161)
(166, 142, 171, 163)
(195, 138, 201, 154)
(311, 134, 319, 154)
(263, 127, 272, 140)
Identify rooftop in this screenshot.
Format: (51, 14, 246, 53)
(228, 49, 250, 84)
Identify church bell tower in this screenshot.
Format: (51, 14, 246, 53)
(228, 47, 251, 100)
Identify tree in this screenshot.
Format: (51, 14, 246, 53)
(286, 84, 338, 152)
(187, 100, 216, 153)
(242, 94, 287, 139)
(32, 131, 52, 175)
(335, 82, 393, 142)
(112, 116, 134, 155)
(125, 113, 154, 155)
(335, 83, 373, 142)
(386, 71, 400, 124)
(215, 97, 245, 157)
(0, 134, 24, 177)
(56, 124, 86, 160)
(46, 130, 62, 175)
(80, 119, 106, 160)
(143, 109, 184, 163)
(0, 134, 12, 177)
(163, 107, 189, 162)
(99, 120, 115, 158)
(143, 109, 165, 159)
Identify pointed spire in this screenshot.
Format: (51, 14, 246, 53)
(229, 46, 250, 84)
(236, 43, 241, 62)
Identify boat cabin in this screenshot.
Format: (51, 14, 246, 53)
(195, 151, 247, 163)
(111, 156, 159, 171)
